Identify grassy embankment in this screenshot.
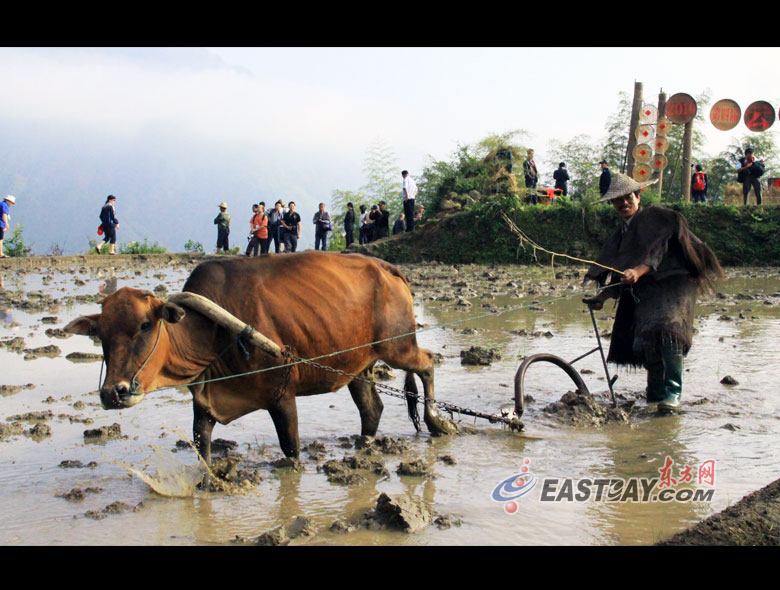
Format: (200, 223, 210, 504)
(362, 197, 780, 268)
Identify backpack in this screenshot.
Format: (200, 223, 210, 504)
(692, 172, 706, 192)
(751, 160, 766, 178)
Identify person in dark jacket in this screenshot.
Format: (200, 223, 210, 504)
(583, 173, 723, 412)
(599, 160, 611, 197)
(281, 201, 301, 252)
(214, 202, 231, 253)
(737, 147, 763, 205)
(523, 149, 538, 204)
(267, 200, 284, 253)
(553, 162, 570, 196)
(312, 202, 331, 251)
(96, 195, 119, 255)
(374, 201, 390, 239)
(344, 202, 355, 247)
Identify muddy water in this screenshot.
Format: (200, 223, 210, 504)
(1, 262, 779, 545)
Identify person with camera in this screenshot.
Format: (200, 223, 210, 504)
(313, 202, 332, 251)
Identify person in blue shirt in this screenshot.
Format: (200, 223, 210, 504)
(0, 195, 16, 258)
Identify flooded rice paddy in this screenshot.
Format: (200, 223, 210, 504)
(1, 257, 779, 545)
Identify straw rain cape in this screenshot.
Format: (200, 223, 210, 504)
(584, 205, 723, 368)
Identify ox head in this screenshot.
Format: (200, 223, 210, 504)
(64, 287, 186, 410)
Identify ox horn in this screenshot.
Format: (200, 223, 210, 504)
(168, 292, 282, 358)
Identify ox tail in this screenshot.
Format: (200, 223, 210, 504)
(403, 372, 421, 432)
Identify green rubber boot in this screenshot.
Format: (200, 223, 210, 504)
(645, 359, 666, 403)
(658, 344, 684, 411)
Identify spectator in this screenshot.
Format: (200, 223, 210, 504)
(267, 200, 284, 254)
(96, 195, 119, 256)
(690, 164, 708, 203)
(393, 213, 406, 235)
(359, 204, 371, 244)
(214, 201, 231, 254)
(374, 201, 390, 239)
(256, 204, 269, 255)
(599, 160, 611, 197)
(524, 149, 539, 204)
(281, 201, 301, 252)
(402, 170, 418, 231)
(738, 147, 763, 205)
(367, 204, 380, 242)
(415, 204, 425, 224)
(313, 202, 332, 251)
(344, 202, 355, 247)
(245, 204, 261, 256)
(0, 195, 16, 258)
(553, 162, 570, 197)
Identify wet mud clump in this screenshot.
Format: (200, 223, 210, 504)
(460, 345, 501, 366)
(330, 492, 462, 535)
(543, 390, 632, 427)
(658, 477, 780, 546)
(83, 423, 124, 443)
(85, 501, 143, 520)
(320, 454, 389, 485)
(252, 516, 313, 546)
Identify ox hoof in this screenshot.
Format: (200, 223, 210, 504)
(426, 413, 458, 436)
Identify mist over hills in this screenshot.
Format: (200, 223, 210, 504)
(0, 118, 359, 254)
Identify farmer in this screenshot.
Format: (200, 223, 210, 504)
(583, 173, 723, 411)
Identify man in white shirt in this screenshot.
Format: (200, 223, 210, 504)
(401, 170, 418, 232)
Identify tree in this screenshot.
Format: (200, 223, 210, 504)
(546, 134, 602, 200)
(361, 138, 402, 219)
(601, 91, 632, 172)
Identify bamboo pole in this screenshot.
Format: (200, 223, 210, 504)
(681, 119, 693, 202)
(655, 90, 667, 200)
(625, 81, 643, 175)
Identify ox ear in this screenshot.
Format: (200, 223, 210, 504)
(158, 302, 186, 324)
(64, 314, 100, 337)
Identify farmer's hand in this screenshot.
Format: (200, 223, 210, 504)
(620, 264, 651, 286)
(583, 297, 603, 311)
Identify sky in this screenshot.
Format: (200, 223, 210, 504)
(1, 46, 779, 253)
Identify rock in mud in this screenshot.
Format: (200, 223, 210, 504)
(543, 391, 630, 427)
(59, 460, 98, 469)
(85, 501, 141, 520)
(460, 345, 501, 366)
(0, 422, 25, 441)
(0, 383, 35, 397)
(255, 516, 313, 546)
(396, 459, 430, 477)
(26, 423, 51, 440)
(22, 344, 61, 359)
(45, 328, 72, 339)
(65, 352, 103, 362)
(720, 375, 739, 385)
(56, 487, 103, 502)
(366, 492, 434, 534)
(356, 436, 411, 455)
(83, 423, 123, 443)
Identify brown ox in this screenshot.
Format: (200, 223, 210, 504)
(64, 251, 456, 464)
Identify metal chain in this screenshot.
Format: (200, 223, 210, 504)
(287, 353, 524, 432)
